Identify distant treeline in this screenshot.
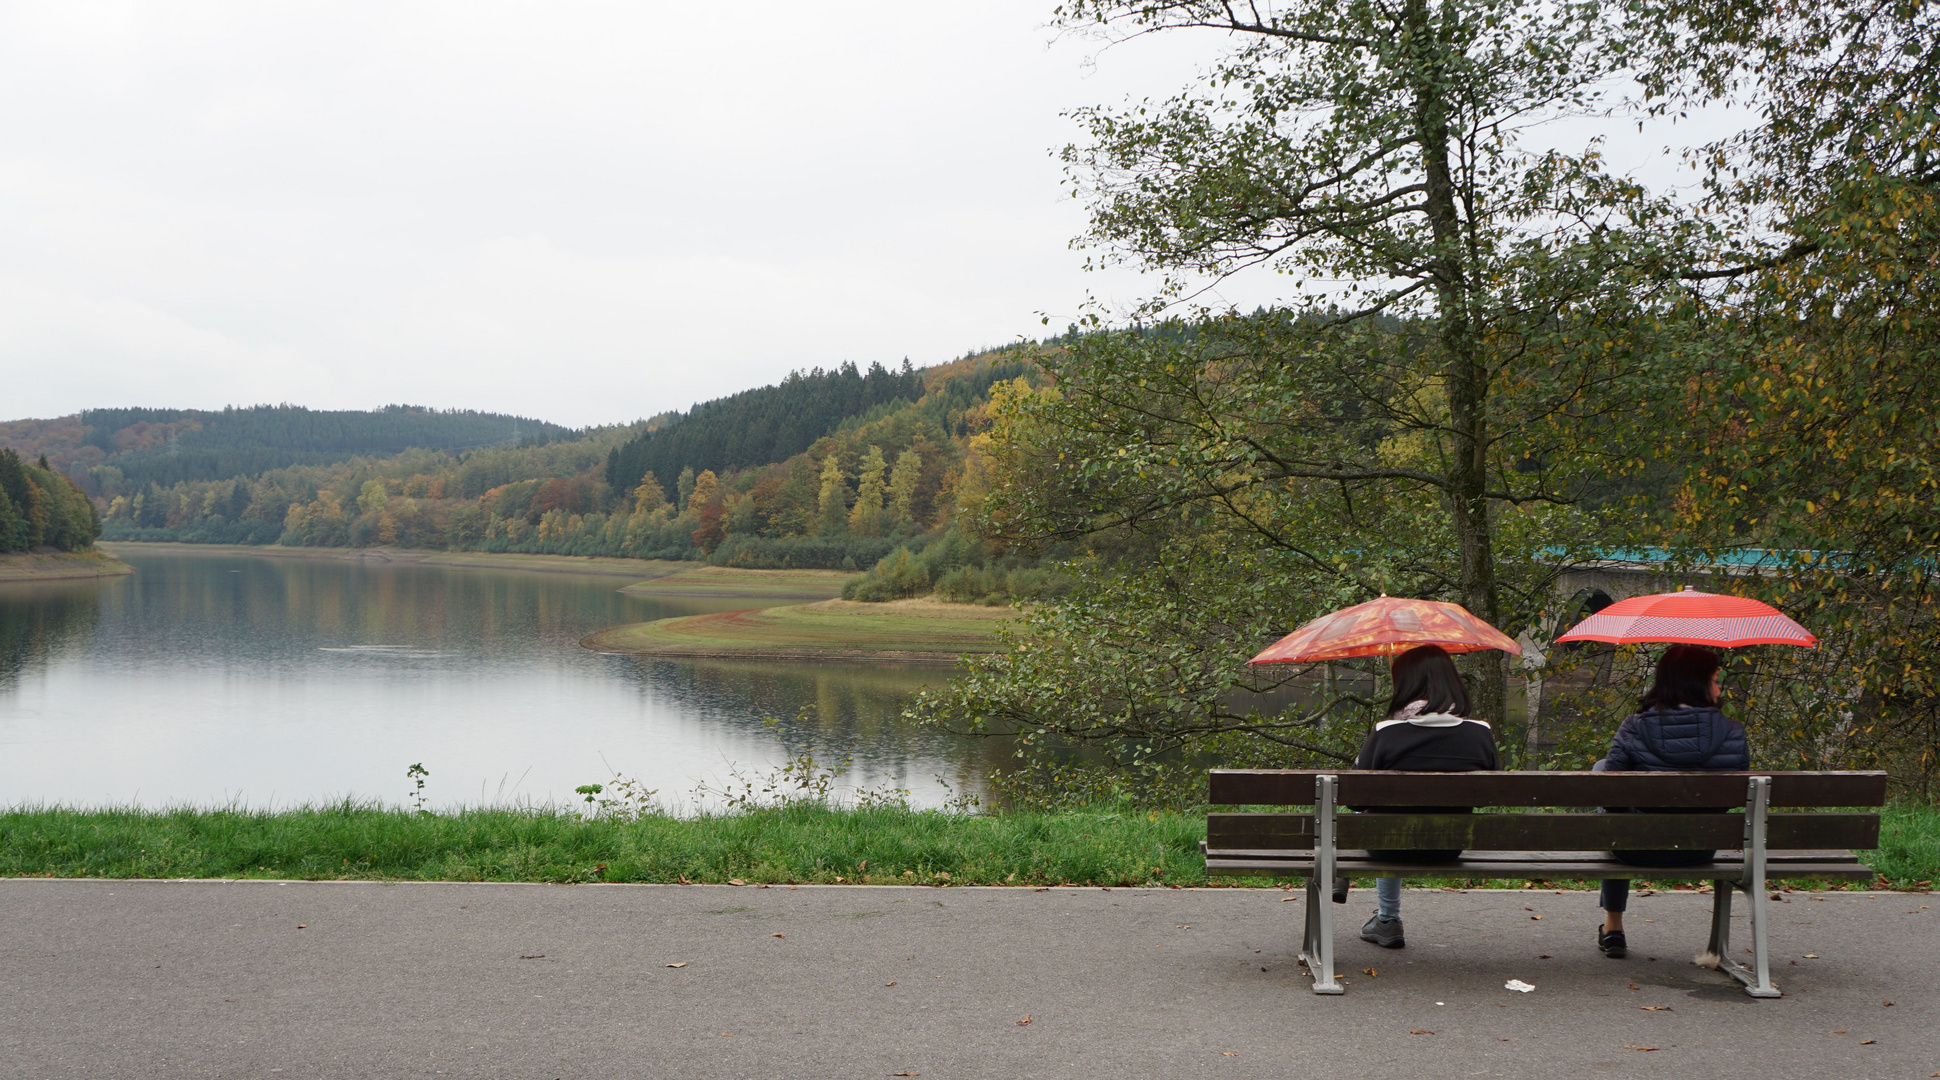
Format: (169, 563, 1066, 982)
(95, 354, 1045, 580)
(0, 450, 100, 554)
(604, 361, 925, 499)
(62, 404, 573, 492)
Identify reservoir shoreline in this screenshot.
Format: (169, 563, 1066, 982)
(0, 550, 134, 582)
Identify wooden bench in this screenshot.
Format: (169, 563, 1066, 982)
(1203, 769, 1887, 997)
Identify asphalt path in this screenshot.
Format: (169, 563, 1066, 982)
(0, 880, 1931, 1078)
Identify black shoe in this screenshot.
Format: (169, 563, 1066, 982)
(1360, 913, 1405, 949)
(1332, 876, 1349, 904)
(1598, 927, 1628, 958)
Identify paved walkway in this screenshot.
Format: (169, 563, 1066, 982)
(0, 880, 1931, 1078)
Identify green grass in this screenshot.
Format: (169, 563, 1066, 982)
(2, 803, 1932, 889)
(0, 549, 135, 582)
(0, 804, 1199, 886)
(617, 566, 858, 600)
(583, 599, 1012, 660)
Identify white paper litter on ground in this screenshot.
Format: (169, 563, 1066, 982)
(1504, 979, 1536, 993)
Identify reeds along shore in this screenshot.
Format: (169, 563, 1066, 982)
(2, 803, 1934, 889)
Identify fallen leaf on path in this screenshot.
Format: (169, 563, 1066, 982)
(1861, 1040, 1875, 1045)
(885, 981, 897, 986)
(1363, 968, 1378, 977)
(772, 933, 786, 938)
(1624, 1045, 1658, 1052)
(1629, 984, 1638, 990)
(1281, 896, 1297, 902)
(728, 879, 746, 886)
(1016, 1016, 1032, 1026)
(1410, 1030, 1434, 1036)
(519, 955, 546, 960)
(1539, 954, 1552, 959)
(1884, 1001, 1895, 1006)
(1804, 953, 1818, 958)
(1221, 1052, 1237, 1057)
(296, 925, 307, 929)
(719, 1032, 732, 1037)
(1638, 1006, 1671, 1011)
(892, 1072, 919, 1076)
(1530, 915, 1542, 920)
(1832, 1029, 1847, 1034)
(1176, 924, 1192, 929)
(664, 962, 687, 968)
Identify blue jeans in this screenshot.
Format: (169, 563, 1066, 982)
(1376, 876, 1402, 919)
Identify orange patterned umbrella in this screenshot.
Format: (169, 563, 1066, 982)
(1247, 596, 1522, 664)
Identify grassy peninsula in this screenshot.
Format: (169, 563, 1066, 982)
(582, 598, 1011, 662)
(99, 540, 700, 579)
(617, 565, 855, 599)
(2, 803, 1933, 889)
(0, 550, 133, 582)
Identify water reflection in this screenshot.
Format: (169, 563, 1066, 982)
(0, 579, 103, 690)
(0, 547, 995, 809)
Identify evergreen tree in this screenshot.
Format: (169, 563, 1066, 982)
(888, 448, 922, 529)
(848, 446, 888, 537)
(816, 455, 850, 535)
(676, 466, 697, 509)
(0, 483, 26, 553)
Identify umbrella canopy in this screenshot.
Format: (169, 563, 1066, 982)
(1248, 596, 1522, 665)
(1554, 587, 1818, 648)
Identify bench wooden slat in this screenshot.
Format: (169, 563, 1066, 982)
(1209, 770, 1889, 808)
(1207, 811, 1880, 852)
(1203, 852, 1876, 880)
(1205, 846, 1869, 864)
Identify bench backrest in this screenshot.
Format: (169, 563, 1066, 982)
(1209, 770, 1888, 808)
(1206, 770, 1887, 853)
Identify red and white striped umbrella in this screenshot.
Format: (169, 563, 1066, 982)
(1554, 587, 1817, 648)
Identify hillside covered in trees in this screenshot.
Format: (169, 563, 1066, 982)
(0, 404, 571, 493)
(68, 353, 1038, 574)
(0, 450, 100, 554)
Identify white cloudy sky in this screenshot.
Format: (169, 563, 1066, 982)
(1, 3, 1729, 428)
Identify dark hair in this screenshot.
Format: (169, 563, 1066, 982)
(1388, 645, 1470, 719)
(1640, 645, 1723, 711)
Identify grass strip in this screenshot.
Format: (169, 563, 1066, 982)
(2, 803, 1932, 889)
(583, 599, 1011, 660)
(616, 566, 857, 599)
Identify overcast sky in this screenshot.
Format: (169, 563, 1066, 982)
(1, 3, 1730, 428)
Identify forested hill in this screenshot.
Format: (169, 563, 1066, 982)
(1, 405, 570, 492)
(604, 360, 924, 498)
(85, 349, 1039, 568)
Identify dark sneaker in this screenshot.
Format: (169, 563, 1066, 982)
(1332, 877, 1349, 904)
(1360, 913, 1405, 949)
(1598, 927, 1628, 958)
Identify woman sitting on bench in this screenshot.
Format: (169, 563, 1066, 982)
(1351, 644, 1500, 949)
(1593, 645, 1748, 959)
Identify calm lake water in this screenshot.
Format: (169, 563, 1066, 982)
(0, 547, 994, 811)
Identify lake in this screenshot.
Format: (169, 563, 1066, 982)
(0, 547, 995, 811)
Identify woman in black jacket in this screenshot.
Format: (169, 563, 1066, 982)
(1594, 645, 1747, 958)
(1351, 645, 1500, 949)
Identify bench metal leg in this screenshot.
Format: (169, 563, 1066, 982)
(1710, 776, 1779, 998)
(1698, 877, 1732, 969)
(1298, 775, 1342, 994)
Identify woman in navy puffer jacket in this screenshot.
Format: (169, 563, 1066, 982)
(1593, 645, 1747, 958)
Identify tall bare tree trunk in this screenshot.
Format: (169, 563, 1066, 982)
(1408, 0, 1505, 723)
